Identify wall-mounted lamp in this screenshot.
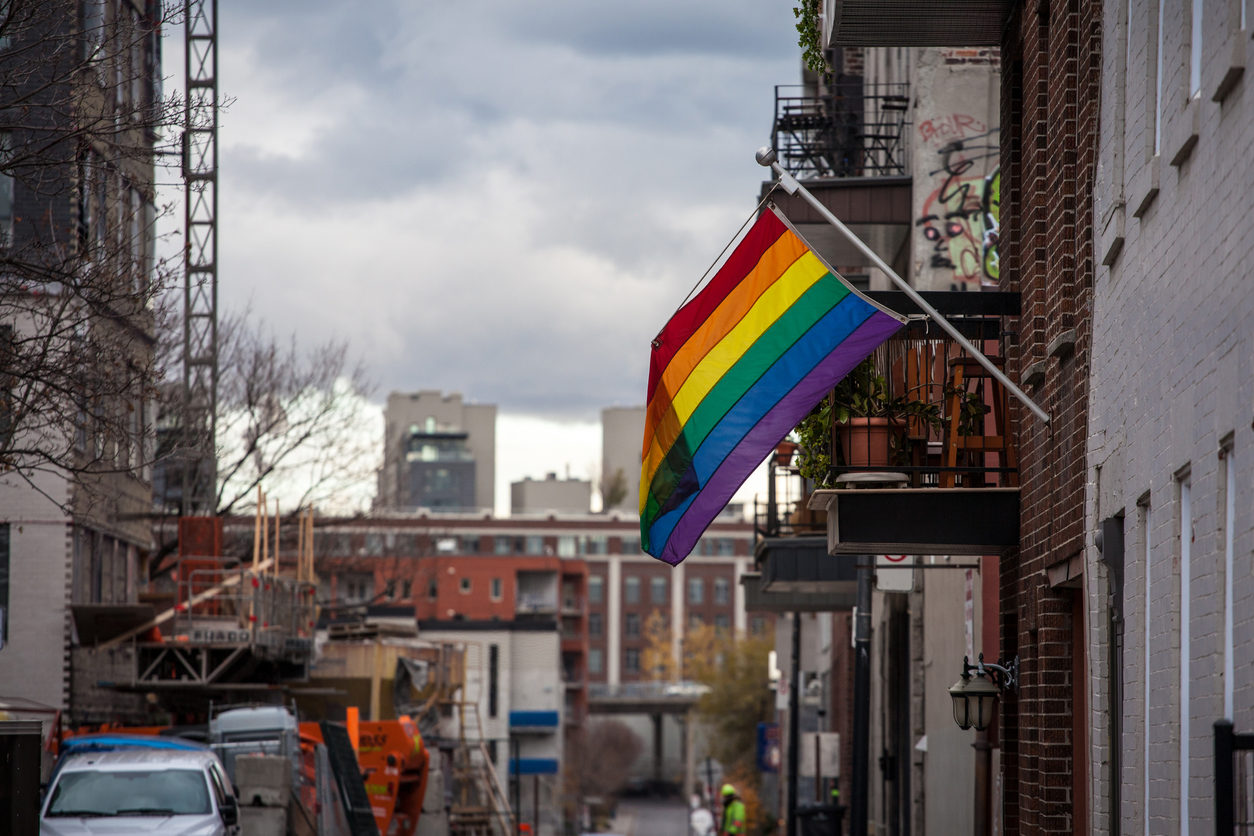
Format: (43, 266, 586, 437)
(949, 654, 1019, 731)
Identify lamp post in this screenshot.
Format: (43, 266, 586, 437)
(949, 654, 1018, 836)
(949, 654, 1018, 732)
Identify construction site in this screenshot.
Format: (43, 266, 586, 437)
(10, 508, 527, 836)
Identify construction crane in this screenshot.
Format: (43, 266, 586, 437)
(180, 0, 219, 515)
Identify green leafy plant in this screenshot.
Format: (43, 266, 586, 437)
(792, 398, 832, 485)
(793, 358, 947, 484)
(793, 2, 829, 75)
(944, 384, 991, 436)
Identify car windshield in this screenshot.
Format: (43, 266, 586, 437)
(45, 768, 212, 817)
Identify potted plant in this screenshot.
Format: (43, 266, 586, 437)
(830, 359, 905, 468)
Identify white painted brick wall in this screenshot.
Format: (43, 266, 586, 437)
(1091, 2, 1254, 833)
(0, 471, 71, 710)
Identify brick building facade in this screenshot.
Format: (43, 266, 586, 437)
(997, 1, 1102, 833)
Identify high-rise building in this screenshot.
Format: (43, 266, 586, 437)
(0, 1, 161, 719)
(376, 390, 496, 513)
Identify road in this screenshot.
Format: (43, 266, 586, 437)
(604, 796, 693, 836)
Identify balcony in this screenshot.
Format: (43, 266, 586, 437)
(756, 291, 1021, 561)
(763, 82, 913, 277)
(772, 82, 911, 180)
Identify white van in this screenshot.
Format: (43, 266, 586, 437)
(40, 746, 241, 836)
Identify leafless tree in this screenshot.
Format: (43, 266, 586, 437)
(565, 719, 645, 800)
(0, 0, 189, 508)
(155, 307, 377, 519)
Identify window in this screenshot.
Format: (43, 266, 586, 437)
(1140, 496, 1152, 832)
(625, 613, 640, 638)
(0, 326, 13, 450)
(625, 576, 640, 604)
(588, 575, 603, 604)
(490, 577, 503, 601)
(714, 577, 730, 605)
(82, 0, 104, 61)
(588, 612, 602, 637)
(620, 537, 640, 554)
(715, 614, 730, 633)
(1154, 0, 1164, 154)
(488, 644, 499, 718)
(459, 577, 471, 594)
(588, 648, 603, 675)
(524, 535, 544, 555)
(428, 576, 438, 599)
(689, 613, 704, 629)
(624, 648, 640, 674)
(1178, 472, 1192, 830)
(1221, 441, 1236, 717)
(557, 536, 576, 557)
(0, 524, 8, 650)
(0, 133, 11, 247)
(651, 577, 667, 604)
(1189, 0, 1202, 97)
(400, 579, 412, 600)
(688, 578, 704, 604)
(750, 616, 766, 636)
(494, 536, 512, 555)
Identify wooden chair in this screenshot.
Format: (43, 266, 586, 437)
(940, 356, 1018, 488)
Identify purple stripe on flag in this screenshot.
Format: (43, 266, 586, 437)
(657, 311, 904, 565)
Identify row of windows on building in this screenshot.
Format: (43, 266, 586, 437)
(586, 620, 767, 677)
(314, 531, 741, 559)
(587, 574, 731, 606)
(327, 572, 512, 605)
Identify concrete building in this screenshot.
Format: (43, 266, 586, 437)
(376, 390, 496, 513)
(600, 406, 645, 514)
(1090, 2, 1254, 833)
(511, 473, 592, 516)
(416, 623, 565, 836)
(0, 1, 160, 721)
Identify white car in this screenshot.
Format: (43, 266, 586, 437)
(41, 745, 241, 836)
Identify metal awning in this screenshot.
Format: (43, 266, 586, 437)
(824, 0, 1010, 47)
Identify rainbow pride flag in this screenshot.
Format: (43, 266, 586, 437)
(640, 208, 906, 564)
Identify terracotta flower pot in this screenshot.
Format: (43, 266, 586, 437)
(773, 440, 799, 467)
(837, 417, 902, 468)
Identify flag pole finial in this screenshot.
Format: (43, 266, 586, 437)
(755, 146, 777, 166)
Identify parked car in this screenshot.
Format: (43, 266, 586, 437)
(40, 744, 240, 836)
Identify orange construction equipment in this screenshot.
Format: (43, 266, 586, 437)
(300, 715, 430, 836)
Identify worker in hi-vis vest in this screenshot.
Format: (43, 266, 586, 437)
(719, 784, 746, 835)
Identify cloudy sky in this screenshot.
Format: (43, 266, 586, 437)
(163, 2, 802, 512)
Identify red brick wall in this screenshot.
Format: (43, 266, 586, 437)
(999, 0, 1101, 833)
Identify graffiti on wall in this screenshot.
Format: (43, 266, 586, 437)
(916, 124, 1000, 287)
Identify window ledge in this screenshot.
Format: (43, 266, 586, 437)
(1130, 156, 1160, 218)
(1023, 360, 1047, 390)
(1099, 203, 1125, 267)
(1211, 33, 1246, 103)
(1047, 328, 1077, 360)
(1168, 97, 1200, 168)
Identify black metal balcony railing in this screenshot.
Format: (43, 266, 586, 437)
(771, 82, 911, 179)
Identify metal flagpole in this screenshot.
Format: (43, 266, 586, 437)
(755, 147, 1051, 426)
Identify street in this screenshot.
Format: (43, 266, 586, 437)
(602, 796, 693, 836)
